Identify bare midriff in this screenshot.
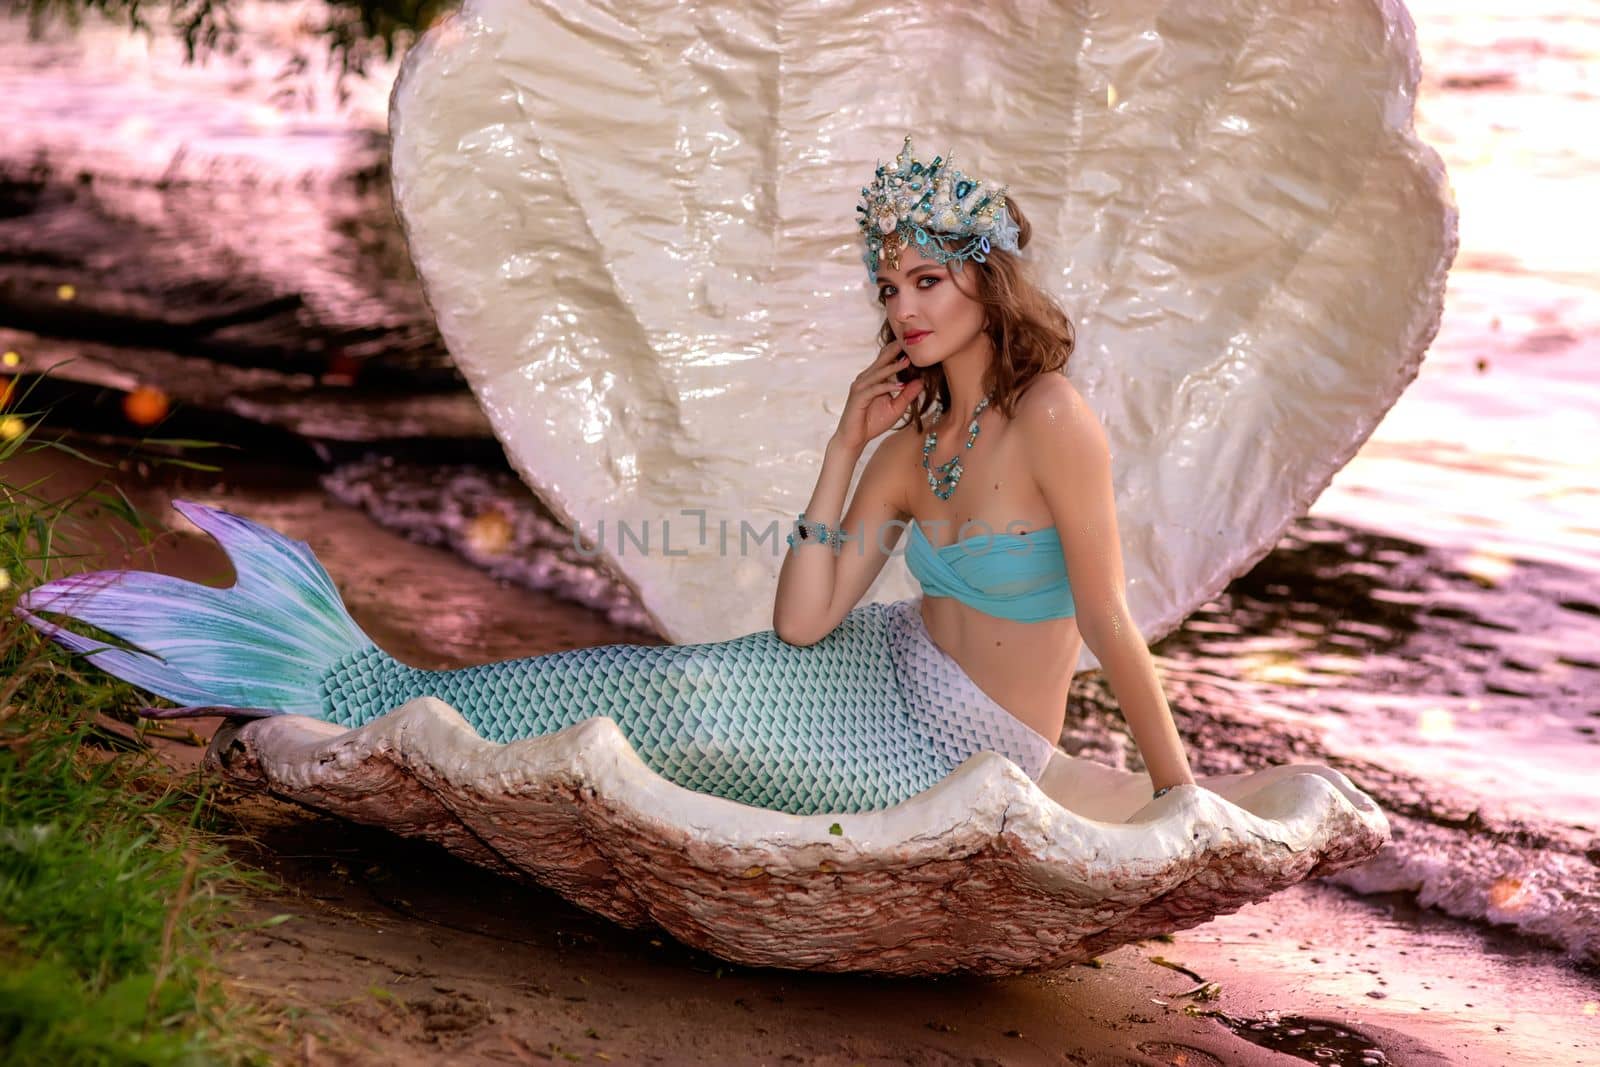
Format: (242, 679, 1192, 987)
(891, 406, 1079, 745)
(917, 596, 1078, 744)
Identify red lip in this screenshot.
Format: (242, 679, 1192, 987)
(905, 330, 931, 344)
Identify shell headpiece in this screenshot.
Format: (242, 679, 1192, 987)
(856, 135, 1023, 282)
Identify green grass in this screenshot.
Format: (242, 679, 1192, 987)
(1, 379, 270, 1065)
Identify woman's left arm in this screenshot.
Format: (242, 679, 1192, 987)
(1020, 378, 1197, 794)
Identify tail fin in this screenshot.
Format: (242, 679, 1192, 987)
(15, 500, 377, 717)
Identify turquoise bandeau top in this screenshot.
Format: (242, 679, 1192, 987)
(905, 519, 1076, 622)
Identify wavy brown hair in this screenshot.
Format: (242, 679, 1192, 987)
(876, 194, 1075, 432)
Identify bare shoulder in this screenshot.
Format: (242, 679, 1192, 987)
(1015, 373, 1102, 448)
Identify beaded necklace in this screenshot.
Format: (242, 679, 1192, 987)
(921, 393, 992, 500)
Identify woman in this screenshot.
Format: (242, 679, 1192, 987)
(776, 136, 1194, 801)
(17, 137, 1195, 814)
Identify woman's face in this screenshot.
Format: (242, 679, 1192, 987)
(875, 240, 986, 368)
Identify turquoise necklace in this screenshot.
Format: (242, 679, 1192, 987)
(921, 393, 991, 500)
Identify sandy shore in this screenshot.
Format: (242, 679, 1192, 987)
(11, 443, 1594, 1067)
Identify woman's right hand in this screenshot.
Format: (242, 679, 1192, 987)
(833, 339, 924, 453)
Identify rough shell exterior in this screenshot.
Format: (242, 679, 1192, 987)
(209, 699, 1390, 976)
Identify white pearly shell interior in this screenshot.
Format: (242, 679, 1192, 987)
(387, 0, 1456, 664)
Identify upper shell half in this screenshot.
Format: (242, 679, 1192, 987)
(388, 0, 1457, 666)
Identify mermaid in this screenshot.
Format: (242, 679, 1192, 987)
(18, 136, 1197, 816)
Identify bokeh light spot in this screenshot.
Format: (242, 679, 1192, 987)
(123, 387, 170, 427)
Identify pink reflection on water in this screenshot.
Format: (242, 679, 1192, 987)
(1316, 0, 1600, 576)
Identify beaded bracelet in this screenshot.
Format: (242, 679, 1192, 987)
(785, 511, 834, 549)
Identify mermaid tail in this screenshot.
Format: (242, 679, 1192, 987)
(17, 501, 377, 715)
(18, 501, 1057, 815)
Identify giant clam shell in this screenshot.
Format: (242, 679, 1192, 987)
(387, 0, 1456, 660)
(271, 0, 1448, 970)
(209, 701, 1389, 976)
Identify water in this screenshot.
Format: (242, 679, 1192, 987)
(2, 0, 1597, 977)
(1299, 0, 1600, 960)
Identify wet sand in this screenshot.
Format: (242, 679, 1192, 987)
(11, 443, 1598, 1066)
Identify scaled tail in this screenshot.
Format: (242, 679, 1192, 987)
(15, 500, 378, 718)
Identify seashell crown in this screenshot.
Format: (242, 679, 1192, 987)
(856, 135, 1023, 282)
